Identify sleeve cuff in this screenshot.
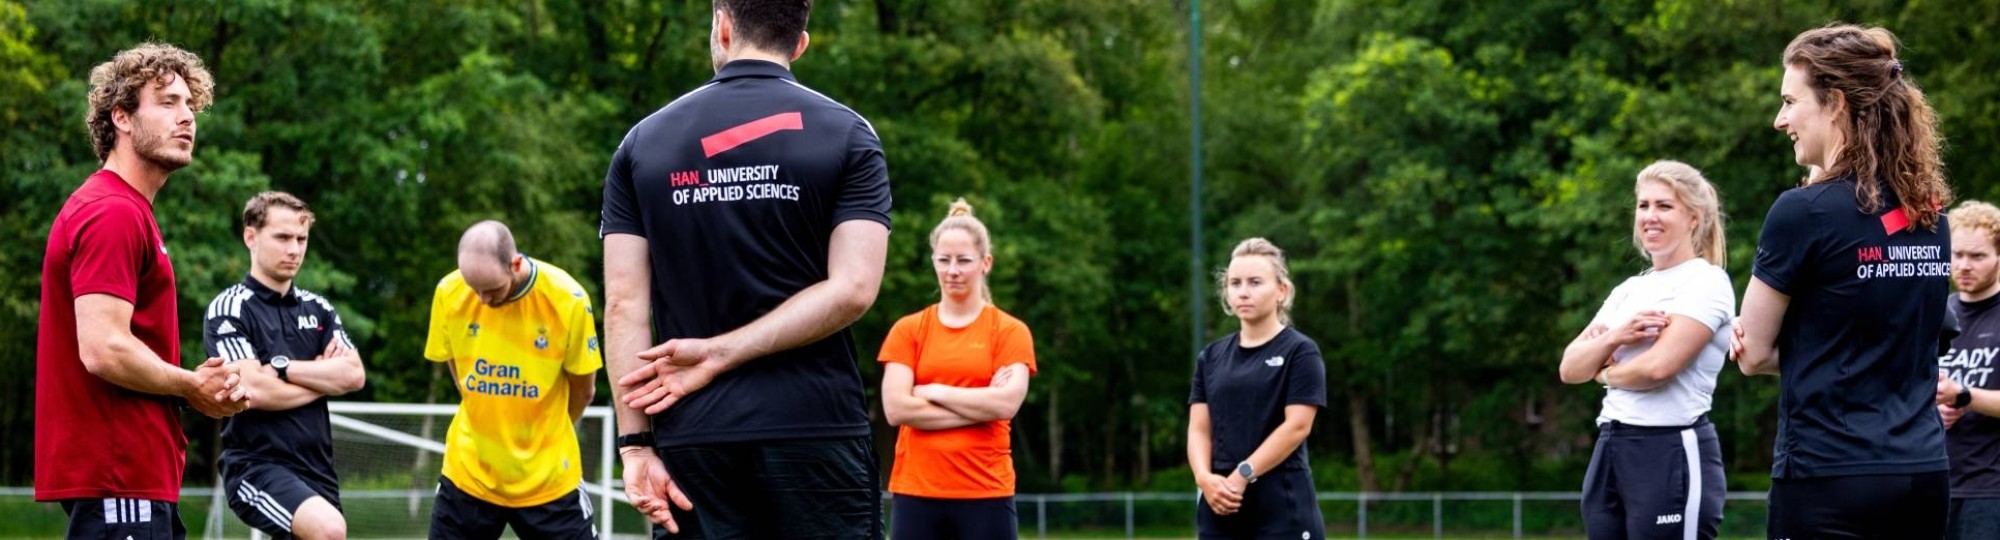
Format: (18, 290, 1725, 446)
(598, 225, 646, 239)
(1752, 268, 1793, 297)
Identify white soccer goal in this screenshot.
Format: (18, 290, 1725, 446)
(201, 402, 618, 539)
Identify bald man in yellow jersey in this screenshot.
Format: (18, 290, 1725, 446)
(425, 221, 602, 539)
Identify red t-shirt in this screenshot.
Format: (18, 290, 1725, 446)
(878, 304, 1036, 498)
(36, 169, 184, 502)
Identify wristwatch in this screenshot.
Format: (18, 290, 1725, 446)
(268, 355, 291, 382)
(616, 431, 656, 449)
(1955, 386, 1975, 409)
(1235, 461, 1258, 484)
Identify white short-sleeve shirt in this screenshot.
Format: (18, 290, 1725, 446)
(1590, 258, 1736, 426)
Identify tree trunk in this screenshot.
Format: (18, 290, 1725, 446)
(1391, 404, 1438, 493)
(874, 0, 900, 34)
(1048, 377, 1062, 483)
(1345, 277, 1381, 492)
(411, 363, 444, 517)
(1349, 391, 1380, 493)
(1136, 395, 1151, 486)
(1101, 397, 1118, 488)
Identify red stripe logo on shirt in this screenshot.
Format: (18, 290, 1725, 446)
(1881, 207, 1910, 235)
(701, 112, 804, 158)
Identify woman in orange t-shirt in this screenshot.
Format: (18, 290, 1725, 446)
(880, 198, 1037, 540)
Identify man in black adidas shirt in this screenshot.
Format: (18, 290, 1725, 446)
(1936, 200, 2000, 539)
(600, 1, 891, 538)
(203, 192, 366, 539)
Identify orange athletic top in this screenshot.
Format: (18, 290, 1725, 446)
(879, 304, 1037, 499)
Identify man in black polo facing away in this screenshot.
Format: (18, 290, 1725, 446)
(601, 1, 891, 537)
(204, 191, 366, 539)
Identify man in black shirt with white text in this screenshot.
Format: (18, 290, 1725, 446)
(1937, 200, 2000, 539)
(601, 1, 892, 538)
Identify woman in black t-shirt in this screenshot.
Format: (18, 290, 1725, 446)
(1736, 23, 1954, 538)
(1186, 238, 1327, 540)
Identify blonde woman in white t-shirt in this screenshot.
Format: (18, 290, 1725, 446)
(1560, 160, 1734, 540)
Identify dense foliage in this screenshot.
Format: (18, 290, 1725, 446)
(5, 0, 1997, 493)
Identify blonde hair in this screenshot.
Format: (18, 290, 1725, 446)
(1633, 160, 1728, 269)
(929, 198, 993, 303)
(1214, 238, 1295, 325)
(1949, 200, 2000, 252)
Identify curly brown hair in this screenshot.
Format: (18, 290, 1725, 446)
(1784, 24, 1950, 230)
(85, 42, 214, 161)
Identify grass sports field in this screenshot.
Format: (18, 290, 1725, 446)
(0, 494, 1771, 539)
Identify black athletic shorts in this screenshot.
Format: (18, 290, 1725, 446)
(1580, 418, 1724, 540)
(890, 494, 1016, 540)
(225, 461, 340, 539)
(649, 435, 882, 540)
(430, 476, 596, 540)
(1767, 471, 1947, 539)
(1194, 468, 1325, 540)
(1945, 497, 2000, 540)
(59, 498, 185, 540)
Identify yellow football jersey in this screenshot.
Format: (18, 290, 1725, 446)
(424, 258, 603, 507)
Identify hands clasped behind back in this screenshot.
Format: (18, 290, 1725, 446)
(618, 337, 730, 415)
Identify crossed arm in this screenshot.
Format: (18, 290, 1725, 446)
(1559, 313, 1715, 391)
(880, 362, 1031, 430)
(1560, 322, 1623, 385)
(229, 338, 367, 411)
(1734, 277, 1789, 376)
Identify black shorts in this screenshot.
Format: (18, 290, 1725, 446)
(59, 498, 185, 540)
(225, 461, 340, 539)
(1946, 497, 2000, 540)
(430, 476, 597, 540)
(650, 435, 882, 540)
(1194, 468, 1325, 540)
(890, 494, 1016, 540)
(1580, 419, 1724, 540)
(1768, 471, 1947, 539)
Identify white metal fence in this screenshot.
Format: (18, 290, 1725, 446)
(2, 487, 1772, 538)
(1009, 491, 1772, 539)
(2, 403, 1772, 539)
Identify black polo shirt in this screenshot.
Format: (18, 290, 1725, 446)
(600, 60, 892, 447)
(1188, 327, 1328, 474)
(1753, 176, 1950, 479)
(202, 275, 355, 491)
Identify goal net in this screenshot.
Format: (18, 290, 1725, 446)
(201, 402, 618, 539)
